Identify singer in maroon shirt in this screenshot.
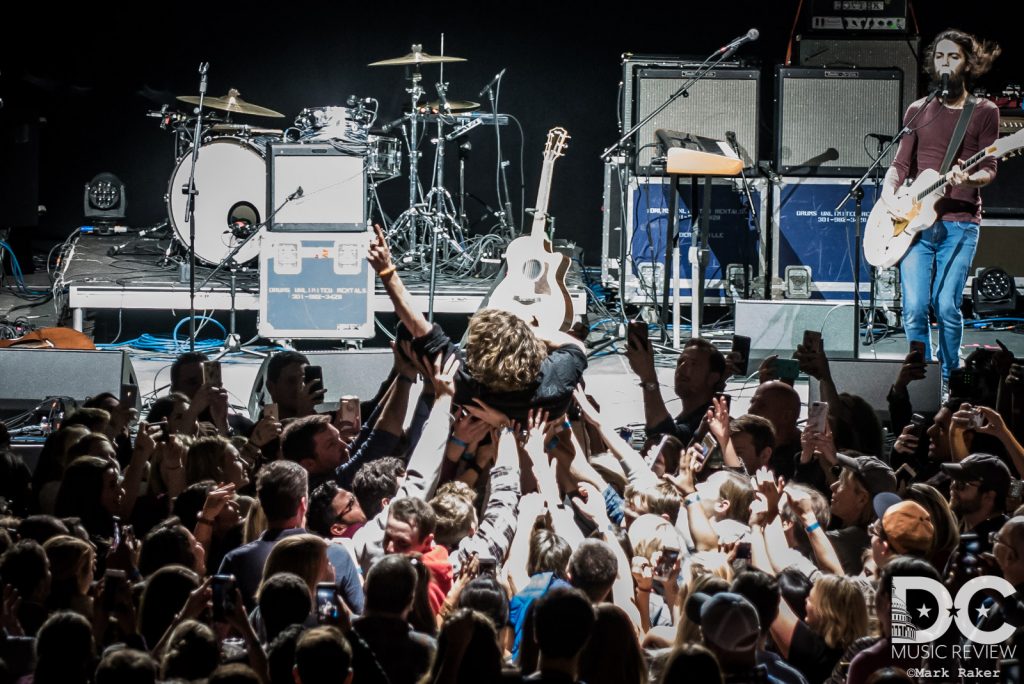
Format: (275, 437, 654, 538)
(882, 29, 1001, 386)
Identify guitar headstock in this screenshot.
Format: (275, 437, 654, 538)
(544, 127, 570, 160)
(994, 128, 1024, 161)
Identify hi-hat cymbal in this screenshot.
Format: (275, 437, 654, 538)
(424, 99, 480, 113)
(369, 45, 467, 67)
(177, 88, 285, 118)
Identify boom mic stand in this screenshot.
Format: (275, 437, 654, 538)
(182, 61, 209, 353)
(836, 84, 941, 358)
(197, 187, 304, 358)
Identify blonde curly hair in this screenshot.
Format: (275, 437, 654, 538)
(464, 309, 548, 392)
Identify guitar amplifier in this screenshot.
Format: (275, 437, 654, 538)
(622, 56, 760, 175)
(775, 67, 903, 176)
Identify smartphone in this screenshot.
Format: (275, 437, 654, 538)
(653, 548, 680, 581)
(111, 515, 122, 549)
(119, 383, 138, 407)
(735, 541, 752, 561)
(211, 574, 236, 622)
(103, 569, 126, 611)
(627, 321, 649, 346)
(202, 360, 223, 387)
(315, 582, 339, 624)
(263, 403, 279, 421)
(970, 409, 986, 430)
(775, 358, 800, 382)
(153, 421, 170, 442)
(807, 401, 828, 434)
(910, 340, 927, 359)
(339, 396, 360, 428)
(731, 335, 751, 376)
(304, 365, 324, 389)
(803, 330, 822, 354)
(960, 533, 982, 557)
(477, 557, 498, 577)
(910, 412, 928, 431)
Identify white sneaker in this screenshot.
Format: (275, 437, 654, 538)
(940, 377, 949, 403)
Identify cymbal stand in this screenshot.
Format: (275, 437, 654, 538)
(183, 62, 210, 353)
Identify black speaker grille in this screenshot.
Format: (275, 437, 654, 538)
(631, 68, 760, 175)
(776, 67, 902, 176)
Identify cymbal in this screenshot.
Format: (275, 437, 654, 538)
(424, 99, 480, 113)
(369, 45, 467, 67)
(209, 123, 284, 136)
(177, 88, 285, 118)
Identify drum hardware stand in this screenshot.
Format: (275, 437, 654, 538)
(182, 61, 210, 353)
(197, 187, 303, 359)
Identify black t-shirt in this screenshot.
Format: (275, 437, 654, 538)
(407, 323, 587, 421)
(649, 403, 710, 445)
(790, 620, 843, 684)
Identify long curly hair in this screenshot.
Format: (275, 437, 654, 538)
(924, 29, 1001, 85)
(464, 309, 548, 392)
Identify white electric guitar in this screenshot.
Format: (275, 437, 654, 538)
(863, 128, 1024, 268)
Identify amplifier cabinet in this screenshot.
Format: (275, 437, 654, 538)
(775, 67, 902, 176)
(622, 57, 760, 175)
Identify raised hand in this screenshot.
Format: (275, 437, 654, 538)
(367, 223, 394, 274)
(466, 398, 511, 429)
(426, 353, 460, 398)
(708, 395, 731, 446)
(571, 482, 611, 526)
(892, 423, 920, 456)
(625, 328, 656, 384)
(894, 349, 927, 392)
(250, 415, 283, 449)
(757, 354, 781, 385)
(201, 483, 237, 522)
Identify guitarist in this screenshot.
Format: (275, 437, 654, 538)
(882, 29, 1001, 389)
(367, 224, 587, 423)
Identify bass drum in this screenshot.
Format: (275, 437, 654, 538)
(167, 137, 265, 265)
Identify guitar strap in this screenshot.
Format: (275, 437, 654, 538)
(939, 96, 978, 175)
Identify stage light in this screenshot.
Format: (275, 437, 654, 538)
(971, 266, 1017, 318)
(83, 173, 126, 223)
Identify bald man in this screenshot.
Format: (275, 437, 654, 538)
(747, 381, 802, 479)
(972, 517, 1024, 674)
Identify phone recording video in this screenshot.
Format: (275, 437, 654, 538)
(315, 582, 339, 624)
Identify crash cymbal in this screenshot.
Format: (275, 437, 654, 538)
(424, 99, 480, 113)
(177, 88, 285, 118)
(209, 123, 284, 136)
(369, 45, 467, 67)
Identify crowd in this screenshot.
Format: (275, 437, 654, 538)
(1, 226, 1023, 684)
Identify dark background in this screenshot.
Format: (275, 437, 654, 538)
(0, 1, 1017, 265)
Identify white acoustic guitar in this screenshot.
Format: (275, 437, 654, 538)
(486, 127, 573, 331)
(864, 129, 1024, 268)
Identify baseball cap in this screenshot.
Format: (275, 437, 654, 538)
(941, 453, 1012, 501)
(875, 497, 935, 556)
(835, 453, 897, 497)
(688, 591, 760, 652)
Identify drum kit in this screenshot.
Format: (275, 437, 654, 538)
(153, 42, 510, 285)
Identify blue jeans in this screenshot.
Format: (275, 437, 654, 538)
(899, 220, 979, 379)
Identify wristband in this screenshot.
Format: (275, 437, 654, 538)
(449, 435, 469, 449)
(377, 265, 396, 278)
(684, 493, 701, 506)
(460, 450, 476, 463)
(197, 517, 215, 527)
(397, 374, 415, 384)
(546, 437, 560, 451)
(805, 521, 821, 534)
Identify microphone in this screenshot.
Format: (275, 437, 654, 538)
(198, 62, 209, 95)
(940, 73, 950, 99)
(287, 186, 304, 202)
(381, 115, 407, 133)
(478, 68, 507, 98)
(718, 28, 759, 59)
(725, 130, 740, 152)
(866, 133, 894, 145)
(107, 223, 167, 256)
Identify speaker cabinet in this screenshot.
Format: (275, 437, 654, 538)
(247, 349, 395, 419)
(775, 67, 902, 176)
(623, 57, 760, 175)
(267, 142, 365, 232)
(0, 348, 137, 415)
(808, 358, 941, 423)
(734, 299, 856, 366)
(797, 35, 921, 122)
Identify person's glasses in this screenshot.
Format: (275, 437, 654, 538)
(990, 531, 1005, 547)
(869, 521, 887, 541)
(952, 479, 981, 491)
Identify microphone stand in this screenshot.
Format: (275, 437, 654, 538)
(183, 62, 209, 353)
(836, 86, 940, 359)
(197, 190, 302, 357)
(482, 71, 516, 238)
